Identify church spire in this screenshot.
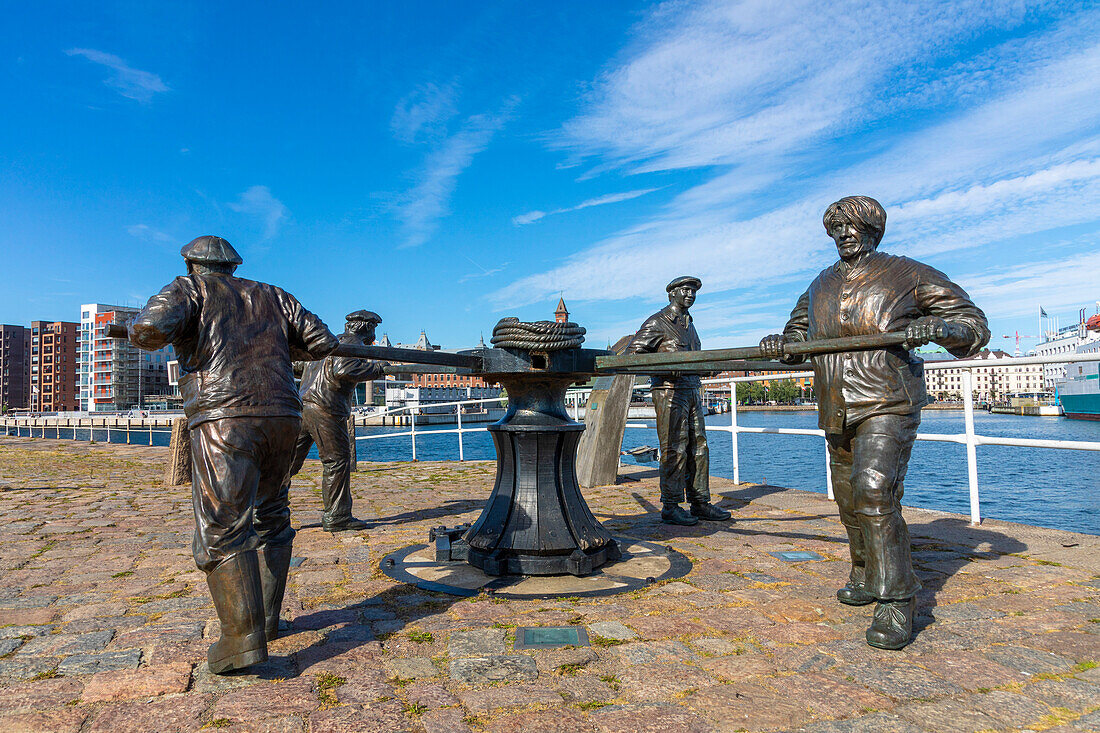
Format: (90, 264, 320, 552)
(555, 296, 569, 324)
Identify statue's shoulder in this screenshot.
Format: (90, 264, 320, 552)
(811, 262, 840, 286)
(888, 253, 941, 279)
(639, 308, 667, 327)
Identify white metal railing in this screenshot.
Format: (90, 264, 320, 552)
(619, 351, 1100, 526)
(353, 397, 508, 462)
(1, 419, 170, 445)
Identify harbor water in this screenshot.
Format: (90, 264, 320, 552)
(347, 410, 1100, 536)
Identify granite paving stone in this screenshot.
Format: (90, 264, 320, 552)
(839, 659, 966, 701)
(80, 661, 193, 702)
(587, 620, 637, 641)
(56, 647, 142, 676)
(486, 707, 602, 733)
(966, 689, 1054, 728)
(383, 655, 438, 680)
(307, 700, 415, 733)
(82, 692, 211, 733)
(2, 438, 1100, 732)
(793, 712, 934, 732)
(981, 643, 1077, 675)
(421, 707, 473, 733)
(0, 677, 83, 713)
(459, 681, 564, 713)
(448, 627, 508, 656)
(0, 707, 89, 733)
(1020, 677, 1100, 711)
(590, 702, 716, 733)
(892, 697, 1009, 733)
(449, 655, 539, 683)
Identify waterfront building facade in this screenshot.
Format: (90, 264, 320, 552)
(385, 385, 503, 414)
(923, 349, 1045, 403)
(0, 324, 31, 411)
(79, 303, 175, 412)
(29, 320, 80, 412)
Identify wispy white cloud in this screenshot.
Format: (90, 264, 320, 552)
(397, 100, 517, 248)
(228, 186, 288, 240)
(554, 0, 1043, 174)
(126, 224, 173, 243)
(512, 187, 661, 226)
(492, 1, 1100, 315)
(963, 250, 1100, 320)
(65, 48, 169, 102)
(392, 82, 459, 144)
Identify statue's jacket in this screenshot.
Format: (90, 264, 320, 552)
(782, 251, 989, 433)
(130, 273, 338, 428)
(298, 334, 384, 419)
(626, 304, 703, 390)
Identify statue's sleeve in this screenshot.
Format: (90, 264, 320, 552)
(331, 356, 385, 383)
(129, 277, 197, 351)
(778, 289, 810, 364)
(624, 316, 664, 354)
(915, 265, 991, 358)
(280, 290, 339, 360)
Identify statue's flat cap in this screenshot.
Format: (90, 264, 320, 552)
(346, 310, 382, 324)
(181, 236, 243, 266)
(666, 275, 702, 292)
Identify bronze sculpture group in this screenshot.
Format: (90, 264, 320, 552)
(122, 194, 987, 673)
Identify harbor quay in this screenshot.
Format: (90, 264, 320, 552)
(1, 436, 1098, 732)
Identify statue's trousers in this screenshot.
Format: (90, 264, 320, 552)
(827, 413, 922, 601)
(284, 403, 355, 527)
(652, 386, 710, 505)
(189, 416, 299, 574)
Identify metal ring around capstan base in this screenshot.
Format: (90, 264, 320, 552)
(378, 537, 692, 600)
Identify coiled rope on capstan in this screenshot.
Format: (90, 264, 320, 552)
(490, 317, 586, 351)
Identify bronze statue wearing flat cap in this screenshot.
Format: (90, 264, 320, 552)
(625, 277, 731, 525)
(761, 196, 989, 650)
(283, 310, 386, 532)
(127, 235, 338, 674)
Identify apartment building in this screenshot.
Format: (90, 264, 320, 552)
(924, 349, 1046, 403)
(0, 324, 30, 410)
(29, 320, 80, 412)
(79, 303, 175, 412)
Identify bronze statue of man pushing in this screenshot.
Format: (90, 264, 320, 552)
(627, 276, 731, 526)
(128, 236, 338, 673)
(283, 310, 387, 532)
(761, 196, 989, 649)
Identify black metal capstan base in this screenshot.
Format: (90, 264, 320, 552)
(458, 358, 621, 577)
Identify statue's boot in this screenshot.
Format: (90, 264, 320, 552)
(866, 597, 916, 650)
(690, 502, 732, 521)
(206, 551, 268, 674)
(259, 543, 293, 641)
(661, 503, 699, 526)
(322, 517, 371, 532)
(837, 525, 874, 606)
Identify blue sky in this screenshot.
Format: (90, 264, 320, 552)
(2, 1, 1099, 353)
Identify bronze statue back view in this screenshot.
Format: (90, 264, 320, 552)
(128, 235, 338, 673)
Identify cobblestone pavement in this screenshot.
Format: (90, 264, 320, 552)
(1, 436, 1099, 733)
